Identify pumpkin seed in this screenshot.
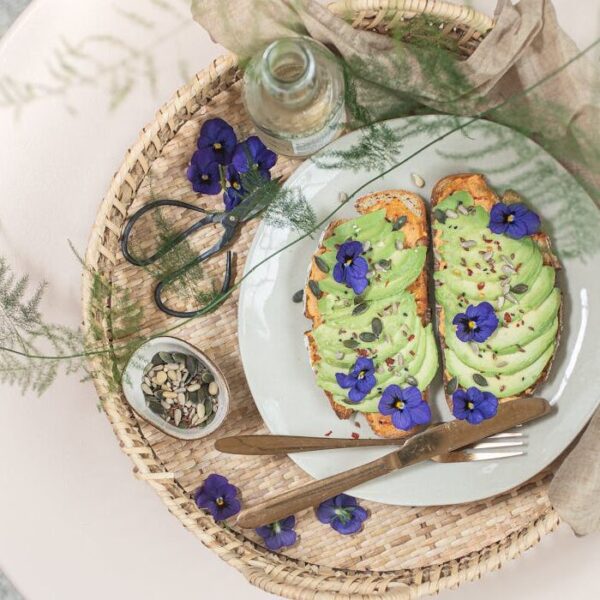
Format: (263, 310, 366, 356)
(378, 259, 392, 270)
(359, 332, 377, 342)
(204, 398, 214, 419)
(353, 294, 365, 305)
(147, 400, 165, 416)
(457, 204, 469, 216)
(335, 351, 345, 360)
(343, 339, 359, 349)
(352, 302, 368, 316)
(308, 280, 322, 299)
(406, 375, 418, 386)
(510, 283, 529, 294)
(445, 209, 458, 219)
(472, 373, 489, 387)
(151, 353, 163, 366)
(433, 209, 447, 223)
(447, 377, 458, 394)
(206, 412, 216, 425)
(392, 216, 407, 231)
(158, 351, 173, 363)
(184, 356, 196, 377)
(371, 317, 383, 336)
(292, 289, 304, 303)
(314, 256, 330, 273)
(201, 371, 214, 384)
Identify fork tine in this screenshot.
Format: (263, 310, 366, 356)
(470, 440, 526, 450)
(487, 431, 525, 439)
(431, 449, 525, 463)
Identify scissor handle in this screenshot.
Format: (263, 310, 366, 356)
(154, 251, 235, 318)
(120, 199, 213, 266)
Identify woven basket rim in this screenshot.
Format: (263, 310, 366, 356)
(329, 0, 495, 34)
(82, 5, 558, 599)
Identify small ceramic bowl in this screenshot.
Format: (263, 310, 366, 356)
(122, 336, 230, 440)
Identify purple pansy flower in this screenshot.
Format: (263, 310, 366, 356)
(197, 118, 238, 165)
(193, 473, 241, 520)
(316, 494, 369, 535)
(224, 166, 246, 211)
(336, 357, 376, 403)
(452, 302, 499, 343)
(232, 135, 277, 179)
(489, 202, 540, 239)
(187, 149, 222, 195)
(452, 387, 498, 425)
(255, 516, 297, 551)
(378, 385, 431, 430)
(333, 240, 369, 295)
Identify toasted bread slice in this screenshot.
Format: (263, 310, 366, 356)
(304, 190, 431, 438)
(431, 173, 561, 408)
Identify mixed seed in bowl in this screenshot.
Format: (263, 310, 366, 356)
(141, 351, 219, 429)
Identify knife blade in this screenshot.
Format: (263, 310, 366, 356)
(236, 397, 551, 529)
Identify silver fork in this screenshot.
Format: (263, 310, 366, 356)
(434, 427, 526, 462)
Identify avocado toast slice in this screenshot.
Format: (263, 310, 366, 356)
(431, 174, 561, 408)
(304, 190, 438, 438)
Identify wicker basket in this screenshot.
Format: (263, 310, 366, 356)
(83, 2, 561, 599)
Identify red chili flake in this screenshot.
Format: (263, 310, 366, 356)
(351, 432, 360, 439)
(408, 334, 416, 341)
(504, 312, 512, 323)
(324, 430, 333, 437)
(477, 282, 485, 290)
(385, 357, 395, 366)
(467, 268, 473, 276)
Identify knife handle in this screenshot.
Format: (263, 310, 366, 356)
(236, 451, 400, 529)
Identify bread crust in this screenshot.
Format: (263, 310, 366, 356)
(304, 190, 431, 438)
(431, 173, 562, 408)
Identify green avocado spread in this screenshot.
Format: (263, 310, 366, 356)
(433, 191, 560, 398)
(309, 210, 438, 413)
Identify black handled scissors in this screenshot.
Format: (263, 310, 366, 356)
(120, 197, 261, 318)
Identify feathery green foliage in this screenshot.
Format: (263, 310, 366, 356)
(0, 258, 82, 395)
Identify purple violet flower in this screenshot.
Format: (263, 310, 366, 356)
(335, 357, 376, 403)
(489, 202, 540, 239)
(378, 385, 431, 430)
(224, 166, 246, 211)
(255, 516, 297, 551)
(316, 494, 368, 535)
(452, 387, 499, 425)
(186, 149, 222, 195)
(232, 136, 277, 179)
(333, 240, 369, 295)
(197, 118, 238, 165)
(193, 473, 241, 521)
(452, 302, 499, 343)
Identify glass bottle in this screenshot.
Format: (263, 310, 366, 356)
(243, 37, 346, 157)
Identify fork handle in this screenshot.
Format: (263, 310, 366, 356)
(214, 434, 407, 455)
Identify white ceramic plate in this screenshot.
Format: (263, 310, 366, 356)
(239, 115, 600, 506)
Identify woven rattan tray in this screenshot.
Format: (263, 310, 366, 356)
(83, 2, 561, 598)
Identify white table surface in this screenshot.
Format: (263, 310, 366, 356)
(0, 1, 598, 599)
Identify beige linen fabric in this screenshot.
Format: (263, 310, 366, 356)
(191, 0, 600, 534)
